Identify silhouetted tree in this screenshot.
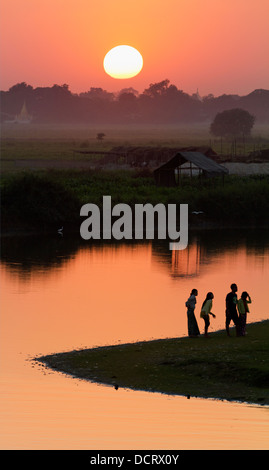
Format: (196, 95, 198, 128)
(8, 82, 33, 93)
(118, 87, 139, 97)
(80, 87, 114, 102)
(210, 108, 255, 137)
(143, 79, 170, 98)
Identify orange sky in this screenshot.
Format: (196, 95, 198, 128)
(1, 0, 268, 96)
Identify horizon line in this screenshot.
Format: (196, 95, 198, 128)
(1, 80, 268, 99)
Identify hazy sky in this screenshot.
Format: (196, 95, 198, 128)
(1, 0, 268, 96)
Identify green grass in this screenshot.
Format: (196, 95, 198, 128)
(1, 170, 269, 234)
(36, 321, 269, 405)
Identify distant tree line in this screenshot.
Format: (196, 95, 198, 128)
(1, 79, 268, 124)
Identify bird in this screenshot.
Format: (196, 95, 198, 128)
(57, 226, 63, 235)
(191, 211, 204, 215)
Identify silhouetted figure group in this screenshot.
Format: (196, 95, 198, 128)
(185, 283, 251, 338)
(225, 283, 251, 337)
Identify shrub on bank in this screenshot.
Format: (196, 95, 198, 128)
(1, 172, 81, 231)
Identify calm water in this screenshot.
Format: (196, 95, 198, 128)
(0, 229, 269, 450)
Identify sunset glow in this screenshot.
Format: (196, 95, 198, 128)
(1, 0, 269, 454)
(0, 0, 268, 95)
(104, 46, 143, 79)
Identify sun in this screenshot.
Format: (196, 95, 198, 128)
(103, 45, 143, 79)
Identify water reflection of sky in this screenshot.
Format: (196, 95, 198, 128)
(2, 228, 269, 275)
(1, 229, 269, 450)
(1, 229, 269, 348)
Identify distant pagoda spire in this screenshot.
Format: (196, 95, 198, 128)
(16, 101, 32, 122)
(196, 88, 202, 101)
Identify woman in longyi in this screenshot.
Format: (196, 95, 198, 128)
(185, 288, 200, 337)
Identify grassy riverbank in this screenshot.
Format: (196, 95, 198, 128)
(37, 321, 269, 405)
(1, 170, 269, 234)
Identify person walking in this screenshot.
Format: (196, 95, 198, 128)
(185, 288, 200, 337)
(200, 292, 216, 337)
(225, 283, 239, 336)
(237, 291, 252, 336)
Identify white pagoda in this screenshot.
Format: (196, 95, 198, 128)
(16, 101, 32, 123)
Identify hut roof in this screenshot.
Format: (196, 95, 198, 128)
(155, 151, 228, 175)
(154, 151, 228, 186)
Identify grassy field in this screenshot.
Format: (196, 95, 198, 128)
(1, 122, 269, 172)
(1, 169, 269, 234)
(36, 320, 269, 405)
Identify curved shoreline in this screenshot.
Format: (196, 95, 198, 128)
(35, 321, 269, 405)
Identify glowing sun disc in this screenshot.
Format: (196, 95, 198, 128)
(104, 45, 143, 79)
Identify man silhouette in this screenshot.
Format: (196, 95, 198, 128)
(225, 283, 239, 336)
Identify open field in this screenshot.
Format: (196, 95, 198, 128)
(36, 320, 269, 405)
(1, 121, 269, 142)
(1, 122, 269, 175)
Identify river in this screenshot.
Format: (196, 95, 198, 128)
(0, 229, 268, 449)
